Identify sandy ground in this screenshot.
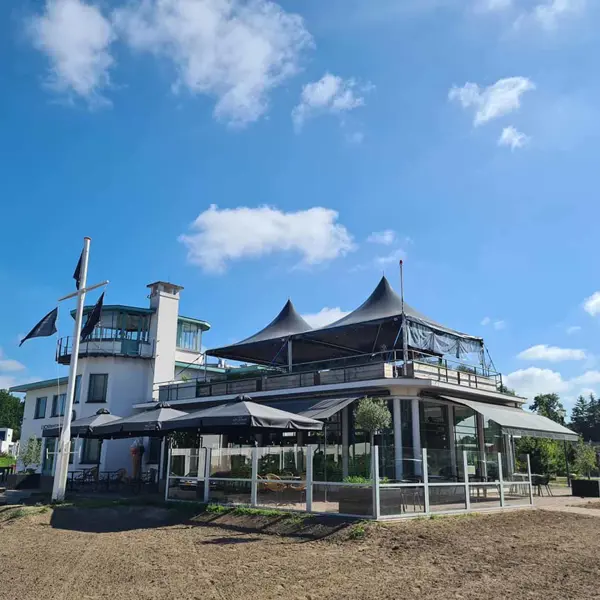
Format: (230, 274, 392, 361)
(1, 504, 600, 600)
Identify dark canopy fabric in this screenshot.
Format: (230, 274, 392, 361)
(92, 402, 188, 438)
(264, 396, 362, 420)
(161, 399, 323, 433)
(207, 276, 483, 366)
(301, 276, 483, 360)
(207, 299, 313, 366)
(42, 408, 122, 438)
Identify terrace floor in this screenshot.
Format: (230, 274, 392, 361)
(1, 495, 600, 600)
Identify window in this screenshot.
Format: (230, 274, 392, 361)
(81, 438, 101, 464)
(147, 437, 161, 464)
(177, 321, 201, 352)
(87, 374, 108, 403)
(74, 375, 81, 404)
(51, 394, 66, 417)
(34, 397, 47, 419)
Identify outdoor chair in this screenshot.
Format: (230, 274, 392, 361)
(532, 474, 553, 497)
(399, 478, 425, 513)
(263, 473, 287, 505)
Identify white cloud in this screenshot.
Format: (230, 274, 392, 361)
(292, 73, 369, 131)
(566, 325, 582, 335)
(179, 204, 355, 273)
(115, 0, 312, 126)
(532, 0, 585, 30)
(29, 0, 115, 105)
(449, 77, 535, 126)
(374, 248, 406, 267)
(518, 344, 586, 362)
(0, 359, 26, 373)
(302, 307, 350, 328)
(504, 367, 569, 398)
(583, 291, 600, 316)
(498, 126, 530, 150)
(481, 316, 505, 329)
(367, 230, 396, 246)
(345, 131, 365, 145)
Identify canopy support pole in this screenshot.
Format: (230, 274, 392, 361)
(393, 398, 403, 480)
(564, 440, 571, 488)
(400, 260, 408, 376)
(287, 339, 293, 373)
(411, 398, 422, 476)
(342, 407, 349, 479)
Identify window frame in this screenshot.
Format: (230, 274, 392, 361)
(87, 374, 108, 404)
(51, 393, 67, 418)
(34, 396, 47, 419)
(81, 438, 102, 465)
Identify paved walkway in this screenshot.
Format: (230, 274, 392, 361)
(534, 486, 600, 517)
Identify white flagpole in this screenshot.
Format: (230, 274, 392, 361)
(51, 237, 91, 502)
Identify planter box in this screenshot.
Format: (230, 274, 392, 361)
(572, 479, 600, 497)
(6, 473, 41, 490)
(338, 487, 407, 516)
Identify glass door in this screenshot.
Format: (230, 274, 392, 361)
(42, 438, 57, 476)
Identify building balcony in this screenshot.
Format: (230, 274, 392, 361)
(158, 352, 505, 403)
(56, 336, 155, 365)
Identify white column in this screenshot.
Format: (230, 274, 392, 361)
(306, 445, 315, 512)
(203, 448, 212, 503)
(422, 448, 430, 515)
(498, 452, 505, 507)
(463, 451, 471, 511)
(393, 398, 403, 480)
(411, 398, 422, 476)
(372, 445, 380, 520)
(251, 447, 258, 507)
(341, 406, 349, 478)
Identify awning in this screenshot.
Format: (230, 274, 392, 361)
(264, 396, 362, 420)
(441, 396, 579, 442)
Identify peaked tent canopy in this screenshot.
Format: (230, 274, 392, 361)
(207, 299, 313, 366)
(299, 276, 483, 361)
(92, 402, 188, 438)
(161, 397, 323, 433)
(207, 277, 483, 367)
(42, 408, 122, 438)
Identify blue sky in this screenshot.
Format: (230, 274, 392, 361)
(1, 0, 600, 412)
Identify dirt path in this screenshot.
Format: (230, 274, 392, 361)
(1, 506, 600, 600)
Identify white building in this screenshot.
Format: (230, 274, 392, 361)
(0, 427, 14, 455)
(11, 281, 211, 477)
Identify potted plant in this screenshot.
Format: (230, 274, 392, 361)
(7, 436, 42, 490)
(337, 398, 392, 516)
(571, 440, 600, 497)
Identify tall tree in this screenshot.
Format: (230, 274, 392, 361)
(529, 393, 566, 425)
(0, 390, 24, 441)
(570, 395, 590, 439)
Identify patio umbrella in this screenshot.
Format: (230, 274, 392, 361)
(42, 408, 122, 438)
(92, 402, 188, 439)
(161, 396, 323, 433)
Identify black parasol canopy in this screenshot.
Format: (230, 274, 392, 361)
(42, 408, 122, 438)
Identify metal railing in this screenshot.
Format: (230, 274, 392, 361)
(165, 445, 534, 519)
(56, 336, 155, 363)
(158, 349, 503, 401)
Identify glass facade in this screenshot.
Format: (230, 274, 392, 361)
(177, 320, 202, 352)
(87, 309, 151, 342)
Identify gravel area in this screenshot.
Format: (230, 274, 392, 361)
(1, 505, 600, 600)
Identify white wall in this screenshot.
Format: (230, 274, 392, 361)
(0, 428, 13, 454)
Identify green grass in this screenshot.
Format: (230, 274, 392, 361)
(348, 522, 367, 540)
(0, 457, 16, 468)
(0, 506, 49, 522)
(205, 503, 308, 520)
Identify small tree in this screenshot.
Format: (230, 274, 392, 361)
(355, 397, 391, 475)
(18, 435, 41, 471)
(573, 439, 597, 479)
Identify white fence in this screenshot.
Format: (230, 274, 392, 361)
(165, 446, 533, 520)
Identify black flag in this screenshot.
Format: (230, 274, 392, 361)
(73, 251, 83, 290)
(80, 292, 104, 341)
(19, 308, 58, 346)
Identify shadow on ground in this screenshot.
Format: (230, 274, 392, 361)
(48, 502, 356, 541)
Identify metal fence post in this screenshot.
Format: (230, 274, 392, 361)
(203, 447, 212, 504)
(372, 445, 381, 520)
(463, 451, 470, 511)
(526, 454, 534, 505)
(422, 448, 430, 515)
(498, 452, 505, 507)
(251, 447, 258, 507)
(306, 445, 314, 513)
(164, 445, 172, 502)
